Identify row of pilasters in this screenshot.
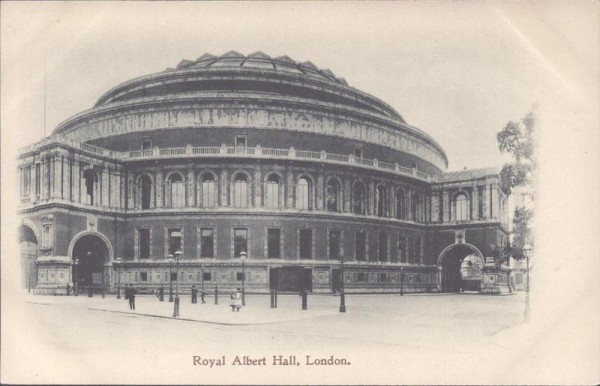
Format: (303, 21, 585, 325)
(430, 178, 503, 223)
(125, 163, 430, 221)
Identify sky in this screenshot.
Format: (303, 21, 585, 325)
(2, 2, 596, 172)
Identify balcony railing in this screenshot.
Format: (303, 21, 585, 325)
(18, 135, 432, 181)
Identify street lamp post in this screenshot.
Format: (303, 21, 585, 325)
(400, 266, 404, 296)
(240, 251, 247, 306)
(101, 261, 105, 299)
(168, 254, 174, 302)
(200, 264, 204, 292)
(523, 244, 532, 322)
(74, 258, 79, 296)
(116, 257, 122, 299)
(28, 256, 33, 293)
(339, 255, 346, 313)
(173, 250, 182, 317)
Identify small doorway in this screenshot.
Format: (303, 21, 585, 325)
(72, 234, 110, 291)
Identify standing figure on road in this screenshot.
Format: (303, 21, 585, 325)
(230, 288, 242, 312)
(128, 284, 136, 310)
(191, 285, 198, 304)
(66, 282, 71, 296)
(200, 288, 206, 304)
(158, 285, 164, 302)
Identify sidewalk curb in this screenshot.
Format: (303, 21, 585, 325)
(87, 307, 331, 326)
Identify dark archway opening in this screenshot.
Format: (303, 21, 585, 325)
(19, 225, 38, 290)
(441, 244, 483, 293)
(72, 235, 109, 288)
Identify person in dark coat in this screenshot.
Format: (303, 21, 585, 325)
(158, 285, 164, 302)
(200, 288, 206, 304)
(128, 284, 136, 310)
(191, 285, 198, 304)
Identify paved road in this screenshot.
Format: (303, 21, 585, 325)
(1, 292, 541, 384)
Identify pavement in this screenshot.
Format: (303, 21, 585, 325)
(5, 290, 597, 384)
(84, 293, 340, 325)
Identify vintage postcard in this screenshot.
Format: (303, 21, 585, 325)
(1, 2, 598, 385)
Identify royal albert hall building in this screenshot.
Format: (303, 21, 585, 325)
(17, 51, 512, 295)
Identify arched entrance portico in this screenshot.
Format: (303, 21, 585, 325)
(70, 233, 111, 290)
(438, 243, 484, 293)
(19, 224, 38, 290)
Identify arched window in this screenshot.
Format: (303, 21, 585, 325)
(233, 173, 248, 208)
(296, 177, 311, 210)
(412, 194, 421, 222)
(396, 189, 406, 220)
(201, 174, 216, 208)
(168, 173, 185, 208)
(140, 175, 152, 209)
(455, 193, 469, 221)
(326, 179, 340, 212)
(352, 182, 365, 215)
(375, 185, 387, 217)
(83, 169, 97, 205)
(265, 174, 281, 209)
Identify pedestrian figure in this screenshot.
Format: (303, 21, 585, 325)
(230, 288, 242, 312)
(191, 285, 198, 304)
(128, 284, 136, 310)
(124, 285, 130, 300)
(66, 282, 71, 296)
(158, 285, 164, 302)
(200, 288, 206, 304)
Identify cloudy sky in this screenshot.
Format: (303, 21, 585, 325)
(2, 2, 596, 172)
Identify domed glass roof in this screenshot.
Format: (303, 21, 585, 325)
(166, 50, 348, 85)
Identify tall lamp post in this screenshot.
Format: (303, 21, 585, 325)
(200, 264, 204, 292)
(400, 266, 404, 296)
(115, 257, 122, 299)
(28, 256, 33, 293)
(240, 251, 247, 306)
(339, 255, 346, 313)
(173, 250, 182, 317)
(523, 244, 532, 322)
(74, 258, 79, 296)
(168, 254, 174, 302)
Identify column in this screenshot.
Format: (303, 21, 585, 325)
(285, 169, 294, 209)
(431, 190, 440, 223)
(118, 168, 125, 209)
(102, 167, 110, 207)
(155, 167, 163, 208)
(220, 169, 228, 207)
(253, 165, 262, 208)
(127, 170, 134, 209)
(442, 189, 450, 223)
(61, 156, 69, 200)
(389, 184, 396, 218)
(471, 184, 479, 220)
(490, 181, 498, 219)
(73, 161, 81, 204)
(407, 188, 413, 221)
(481, 184, 489, 219)
(367, 180, 375, 216)
(316, 172, 324, 210)
(343, 176, 351, 213)
(30, 159, 37, 204)
(187, 166, 195, 207)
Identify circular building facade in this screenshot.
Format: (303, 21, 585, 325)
(18, 51, 511, 295)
